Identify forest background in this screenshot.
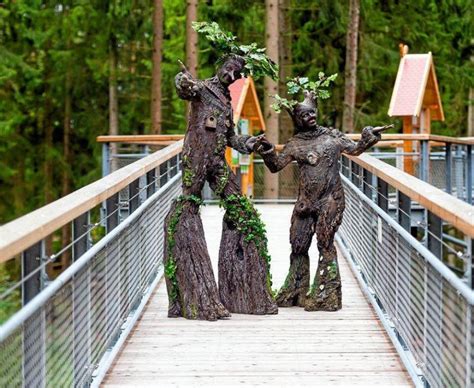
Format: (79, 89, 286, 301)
(0, 0, 472, 227)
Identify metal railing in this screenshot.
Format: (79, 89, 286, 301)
(0, 142, 183, 387)
(337, 153, 474, 387)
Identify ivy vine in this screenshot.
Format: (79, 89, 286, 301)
(165, 194, 204, 302)
(219, 194, 273, 292)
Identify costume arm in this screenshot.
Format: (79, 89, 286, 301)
(175, 71, 201, 101)
(227, 123, 253, 154)
(337, 127, 380, 156)
(259, 142, 294, 173)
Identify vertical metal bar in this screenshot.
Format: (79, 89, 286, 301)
(420, 140, 429, 182)
(467, 237, 474, 288)
(72, 212, 91, 384)
(397, 191, 411, 232)
(362, 169, 373, 199)
(427, 211, 443, 259)
(341, 155, 350, 178)
(72, 212, 90, 261)
(128, 179, 140, 214)
(106, 193, 119, 233)
(467, 144, 473, 204)
(351, 161, 361, 188)
(102, 143, 110, 177)
(377, 177, 389, 212)
(159, 162, 167, 187)
(22, 241, 46, 388)
(146, 169, 156, 198)
(445, 143, 452, 194)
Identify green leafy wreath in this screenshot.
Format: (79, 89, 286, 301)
(192, 21, 279, 81)
(271, 72, 338, 113)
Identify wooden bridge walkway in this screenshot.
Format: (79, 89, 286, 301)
(103, 205, 412, 387)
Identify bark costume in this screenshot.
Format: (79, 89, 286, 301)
(163, 56, 277, 321)
(257, 92, 382, 311)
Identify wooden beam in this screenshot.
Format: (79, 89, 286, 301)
(0, 141, 183, 263)
(348, 153, 474, 238)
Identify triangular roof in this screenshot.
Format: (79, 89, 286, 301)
(229, 77, 266, 131)
(388, 52, 444, 121)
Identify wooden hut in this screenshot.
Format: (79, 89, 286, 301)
(388, 45, 444, 173)
(228, 77, 266, 196)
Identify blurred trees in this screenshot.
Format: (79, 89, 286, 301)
(0, 0, 472, 224)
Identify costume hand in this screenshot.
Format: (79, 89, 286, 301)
(254, 135, 274, 153)
(176, 71, 198, 92)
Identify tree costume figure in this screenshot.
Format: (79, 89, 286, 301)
(256, 76, 391, 311)
(163, 22, 278, 320)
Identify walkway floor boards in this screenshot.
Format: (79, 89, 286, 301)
(102, 205, 412, 387)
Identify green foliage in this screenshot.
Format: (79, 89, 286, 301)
(271, 73, 338, 113)
(219, 194, 273, 292)
(0, 264, 21, 324)
(165, 194, 204, 302)
(192, 21, 278, 80)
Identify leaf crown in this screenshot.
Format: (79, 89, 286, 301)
(192, 21, 279, 81)
(270, 72, 338, 114)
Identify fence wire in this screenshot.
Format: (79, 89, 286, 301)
(338, 175, 473, 388)
(0, 171, 181, 387)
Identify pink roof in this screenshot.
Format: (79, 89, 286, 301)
(389, 54, 431, 117)
(229, 78, 246, 113)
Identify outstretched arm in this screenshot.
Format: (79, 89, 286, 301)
(226, 124, 254, 154)
(256, 137, 294, 173)
(337, 125, 392, 156)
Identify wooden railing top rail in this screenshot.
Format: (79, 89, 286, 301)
(97, 133, 474, 146)
(348, 153, 474, 237)
(0, 141, 183, 263)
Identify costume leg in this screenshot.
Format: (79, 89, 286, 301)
(212, 166, 278, 315)
(163, 178, 230, 321)
(305, 190, 345, 312)
(276, 208, 313, 307)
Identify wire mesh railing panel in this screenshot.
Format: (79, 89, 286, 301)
(339, 176, 473, 387)
(0, 163, 181, 387)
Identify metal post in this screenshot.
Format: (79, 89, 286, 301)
(106, 193, 119, 233)
(362, 169, 373, 198)
(102, 143, 110, 177)
(72, 212, 92, 385)
(146, 169, 156, 198)
(420, 140, 429, 182)
(22, 241, 46, 388)
(351, 161, 361, 188)
(445, 143, 452, 194)
(468, 237, 474, 288)
(159, 162, 168, 187)
(341, 156, 350, 178)
(467, 145, 472, 204)
(397, 191, 411, 232)
(377, 177, 389, 212)
(128, 179, 140, 214)
(427, 211, 443, 259)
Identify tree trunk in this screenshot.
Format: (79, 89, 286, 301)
(186, 0, 198, 78)
(151, 0, 163, 135)
(342, 0, 360, 133)
(109, 34, 119, 171)
(264, 0, 279, 199)
(61, 69, 72, 266)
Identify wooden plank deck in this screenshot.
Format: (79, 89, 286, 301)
(102, 205, 412, 387)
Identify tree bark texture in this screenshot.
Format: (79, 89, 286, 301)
(264, 0, 280, 199)
(259, 125, 381, 311)
(109, 34, 119, 171)
(151, 0, 163, 134)
(163, 63, 277, 320)
(342, 0, 360, 133)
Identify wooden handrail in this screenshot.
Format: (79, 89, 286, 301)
(96, 133, 474, 146)
(348, 153, 474, 238)
(0, 140, 183, 263)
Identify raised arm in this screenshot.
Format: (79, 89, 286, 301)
(175, 70, 202, 101)
(226, 124, 254, 154)
(256, 137, 294, 173)
(336, 126, 382, 156)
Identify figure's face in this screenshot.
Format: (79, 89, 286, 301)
(298, 108, 317, 130)
(217, 59, 244, 85)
